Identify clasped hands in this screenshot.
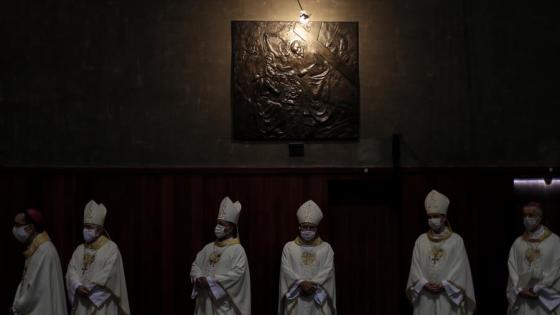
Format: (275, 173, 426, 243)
(424, 282, 444, 294)
(194, 277, 209, 289)
(299, 280, 317, 296)
(77, 285, 95, 297)
(519, 287, 538, 299)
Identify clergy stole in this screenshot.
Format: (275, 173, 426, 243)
(406, 231, 476, 315)
(190, 238, 251, 315)
(507, 228, 560, 314)
(12, 232, 68, 315)
(278, 237, 336, 315)
(66, 236, 130, 315)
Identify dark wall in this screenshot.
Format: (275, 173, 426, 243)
(1, 0, 558, 167)
(2, 168, 558, 314)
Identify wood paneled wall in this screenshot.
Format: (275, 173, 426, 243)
(1, 168, 556, 314)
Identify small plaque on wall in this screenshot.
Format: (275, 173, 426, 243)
(231, 21, 359, 140)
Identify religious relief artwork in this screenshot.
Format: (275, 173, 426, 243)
(231, 21, 359, 140)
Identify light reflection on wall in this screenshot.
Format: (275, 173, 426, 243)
(514, 178, 560, 194)
(513, 178, 560, 229)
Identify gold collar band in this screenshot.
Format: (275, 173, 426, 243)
(23, 232, 50, 258)
(214, 237, 241, 247)
(294, 236, 323, 246)
(523, 226, 552, 243)
(85, 235, 109, 250)
(427, 227, 453, 242)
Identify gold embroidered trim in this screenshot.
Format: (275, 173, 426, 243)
(85, 235, 109, 250)
(525, 246, 541, 264)
(523, 226, 552, 243)
(430, 246, 445, 264)
(301, 251, 316, 265)
(82, 252, 96, 274)
(427, 227, 453, 242)
(209, 252, 222, 266)
(214, 237, 240, 247)
(23, 232, 50, 257)
(294, 236, 323, 246)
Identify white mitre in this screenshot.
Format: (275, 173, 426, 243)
(424, 190, 449, 215)
(217, 196, 242, 224)
(297, 200, 323, 225)
(84, 200, 107, 226)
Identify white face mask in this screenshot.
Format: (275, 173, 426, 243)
(428, 217, 444, 231)
(300, 230, 316, 241)
(524, 217, 540, 231)
(12, 225, 31, 243)
(214, 224, 227, 239)
(83, 228, 98, 243)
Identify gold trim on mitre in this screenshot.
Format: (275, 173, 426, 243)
(214, 237, 241, 247)
(23, 232, 50, 257)
(523, 226, 552, 243)
(85, 235, 110, 250)
(294, 236, 323, 246)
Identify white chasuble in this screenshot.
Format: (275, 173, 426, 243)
(66, 236, 130, 315)
(406, 231, 476, 315)
(507, 228, 560, 314)
(12, 232, 68, 315)
(278, 237, 336, 315)
(190, 238, 251, 315)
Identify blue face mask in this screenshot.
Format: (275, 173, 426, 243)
(300, 230, 316, 241)
(215, 224, 227, 239)
(83, 228, 98, 243)
(12, 225, 31, 243)
(428, 217, 443, 231)
(524, 217, 540, 231)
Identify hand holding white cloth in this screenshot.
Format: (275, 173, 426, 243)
(442, 280, 464, 305)
(409, 278, 428, 303)
(286, 280, 304, 300)
(406, 232, 476, 315)
(65, 237, 130, 315)
(207, 277, 227, 301)
(313, 286, 328, 306)
(507, 230, 560, 314)
(278, 240, 336, 315)
(189, 241, 251, 315)
(85, 283, 112, 307)
(533, 284, 560, 311)
(285, 280, 328, 306)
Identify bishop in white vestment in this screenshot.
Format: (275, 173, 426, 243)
(406, 190, 476, 315)
(278, 200, 336, 315)
(11, 209, 68, 315)
(66, 200, 130, 315)
(190, 197, 251, 315)
(507, 202, 560, 314)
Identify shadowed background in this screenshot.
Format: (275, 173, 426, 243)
(2, 168, 559, 314)
(0, 0, 558, 167)
(1, 0, 558, 313)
